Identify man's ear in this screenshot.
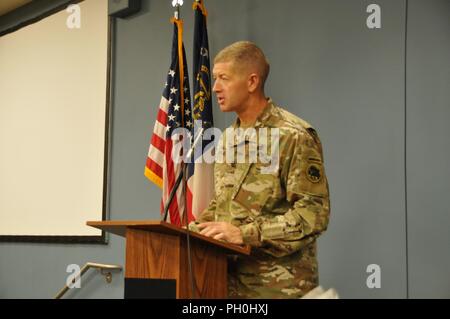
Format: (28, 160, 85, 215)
(247, 73, 260, 93)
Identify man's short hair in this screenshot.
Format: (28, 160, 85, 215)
(214, 41, 270, 90)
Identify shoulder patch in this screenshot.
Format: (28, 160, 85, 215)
(306, 163, 322, 183)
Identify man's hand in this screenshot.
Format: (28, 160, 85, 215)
(197, 222, 244, 245)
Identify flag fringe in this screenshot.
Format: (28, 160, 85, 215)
(144, 167, 163, 188)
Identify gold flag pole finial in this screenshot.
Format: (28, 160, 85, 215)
(192, 0, 207, 17)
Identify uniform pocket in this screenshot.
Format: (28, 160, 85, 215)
(232, 163, 275, 217)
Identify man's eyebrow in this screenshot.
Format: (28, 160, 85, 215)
(213, 71, 227, 77)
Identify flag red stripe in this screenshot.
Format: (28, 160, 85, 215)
(146, 157, 163, 179)
(151, 133, 166, 154)
(157, 108, 168, 126)
(165, 139, 182, 225)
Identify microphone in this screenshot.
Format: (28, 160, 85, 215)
(161, 127, 205, 223)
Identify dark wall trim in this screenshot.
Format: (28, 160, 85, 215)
(0, 235, 107, 244)
(0, 0, 83, 37)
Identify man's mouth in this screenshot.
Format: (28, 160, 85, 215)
(217, 97, 225, 104)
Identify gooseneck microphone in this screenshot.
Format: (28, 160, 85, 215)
(161, 127, 205, 223)
(160, 126, 205, 299)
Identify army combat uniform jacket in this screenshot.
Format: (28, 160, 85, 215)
(197, 99, 330, 298)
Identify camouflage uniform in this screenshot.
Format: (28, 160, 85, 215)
(196, 99, 330, 298)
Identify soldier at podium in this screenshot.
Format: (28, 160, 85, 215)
(191, 41, 330, 299)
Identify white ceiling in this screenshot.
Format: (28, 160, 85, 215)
(0, 0, 33, 16)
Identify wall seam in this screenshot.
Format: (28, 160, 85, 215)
(404, 0, 410, 300)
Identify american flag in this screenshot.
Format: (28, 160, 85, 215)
(186, 0, 214, 221)
(145, 18, 194, 226)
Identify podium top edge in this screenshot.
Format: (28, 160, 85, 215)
(86, 220, 251, 256)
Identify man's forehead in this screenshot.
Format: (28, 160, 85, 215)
(213, 61, 234, 74)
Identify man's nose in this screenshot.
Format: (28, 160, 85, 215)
(212, 81, 220, 92)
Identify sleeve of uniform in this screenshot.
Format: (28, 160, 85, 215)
(188, 198, 216, 232)
(240, 129, 330, 257)
(196, 198, 217, 223)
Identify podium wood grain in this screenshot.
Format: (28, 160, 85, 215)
(87, 220, 249, 298)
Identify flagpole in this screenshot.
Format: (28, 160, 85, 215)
(178, 3, 191, 290)
(174, 4, 180, 19)
(172, 3, 187, 225)
(171, 0, 196, 298)
(171, 3, 187, 224)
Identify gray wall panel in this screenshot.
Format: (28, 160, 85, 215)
(0, 235, 124, 298)
(217, 0, 408, 298)
(407, 0, 450, 299)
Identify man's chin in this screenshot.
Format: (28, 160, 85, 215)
(218, 104, 233, 112)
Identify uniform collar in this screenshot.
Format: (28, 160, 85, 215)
(232, 98, 276, 129)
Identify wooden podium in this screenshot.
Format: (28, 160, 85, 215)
(87, 220, 251, 299)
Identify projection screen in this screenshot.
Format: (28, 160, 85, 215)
(0, 0, 110, 243)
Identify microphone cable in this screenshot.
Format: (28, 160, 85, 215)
(162, 128, 204, 298)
